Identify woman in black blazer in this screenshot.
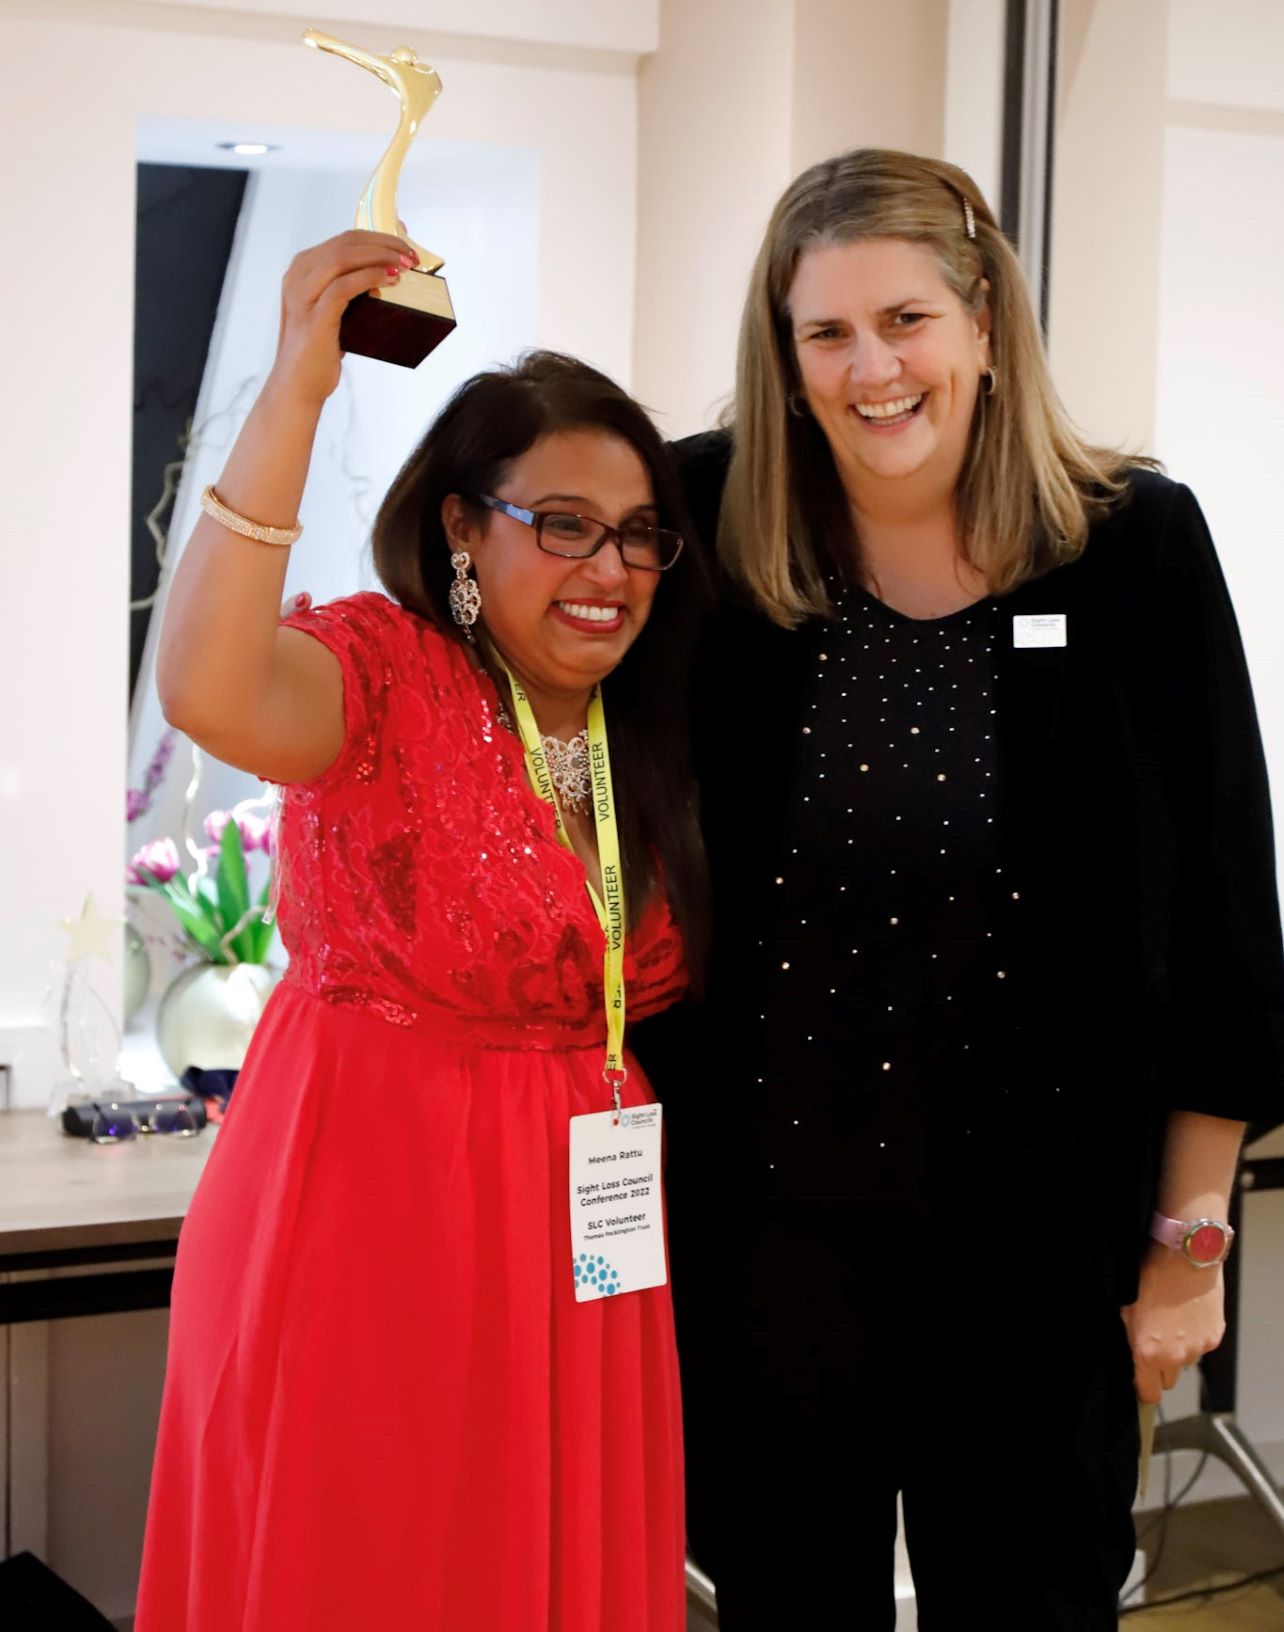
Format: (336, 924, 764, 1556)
(637, 151, 1284, 1629)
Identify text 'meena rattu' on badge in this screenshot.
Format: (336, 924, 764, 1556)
(1013, 613, 1067, 648)
(569, 1103, 666, 1300)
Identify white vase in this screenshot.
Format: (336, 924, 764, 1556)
(124, 923, 152, 1024)
(155, 962, 280, 1080)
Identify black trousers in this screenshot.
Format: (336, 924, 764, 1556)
(677, 1207, 1140, 1632)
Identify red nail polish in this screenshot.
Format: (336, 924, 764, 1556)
(398, 253, 414, 269)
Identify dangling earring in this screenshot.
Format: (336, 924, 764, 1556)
(449, 550, 481, 639)
(982, 366, 997, 397)
(787, 391, 809, 418)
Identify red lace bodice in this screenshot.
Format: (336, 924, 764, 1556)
(275, 594, 686, 1049)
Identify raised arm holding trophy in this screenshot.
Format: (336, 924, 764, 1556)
(302, 28, 456, 367)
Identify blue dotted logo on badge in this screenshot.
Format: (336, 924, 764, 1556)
(574, 1253, 621, 1297)
(618, 1111, 632, 1128)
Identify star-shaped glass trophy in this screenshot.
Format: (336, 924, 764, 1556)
(52, 893, 137, 1139)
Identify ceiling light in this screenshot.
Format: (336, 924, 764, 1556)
(217, 142, 277, 157)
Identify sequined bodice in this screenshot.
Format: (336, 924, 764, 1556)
(275, 594, 686, 1048)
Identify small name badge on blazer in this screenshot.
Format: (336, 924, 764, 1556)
(1013, 614, 1067, 648)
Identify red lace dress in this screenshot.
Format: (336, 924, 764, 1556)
(135, 595, 688, 1632)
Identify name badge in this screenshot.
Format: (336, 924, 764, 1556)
(1013, 613, 1066, 648)
(569, 1103, 666, 1300)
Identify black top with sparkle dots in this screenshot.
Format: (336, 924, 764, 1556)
(760, 586, 1018, 1208)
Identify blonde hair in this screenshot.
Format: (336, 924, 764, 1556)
(721, 148, 1142, 625)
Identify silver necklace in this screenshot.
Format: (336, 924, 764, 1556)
(541, 729, 591, 813)
(492, 684, 591, 814)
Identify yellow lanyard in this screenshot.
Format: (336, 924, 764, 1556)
(499, 661, 628, 1110)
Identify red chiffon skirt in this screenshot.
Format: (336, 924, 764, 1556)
(135, 983, 685, 1630)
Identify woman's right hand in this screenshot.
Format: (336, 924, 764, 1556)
(267, 230, 419, 406)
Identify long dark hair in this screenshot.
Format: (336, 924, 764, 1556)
(373, 350, 711, 986)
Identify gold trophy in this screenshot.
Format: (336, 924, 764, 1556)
(302, 29, 457, 368)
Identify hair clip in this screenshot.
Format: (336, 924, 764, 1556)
(962, 197, 976, 240)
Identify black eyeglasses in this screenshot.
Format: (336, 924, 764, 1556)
(476, 495, 684, 572)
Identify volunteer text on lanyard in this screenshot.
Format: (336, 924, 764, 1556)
(500, 660, 667, 1301)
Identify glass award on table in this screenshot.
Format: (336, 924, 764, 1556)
(302, 29, 457, 368)
(49, 896, 135, 1132)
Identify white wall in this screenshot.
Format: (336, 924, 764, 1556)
(633, 0, 796, 437)
(791, 0, 948, 175)
(944, 0, 1005, 210)
(157, 0, 660, 55)
(1048, 0, 1169, 452)
(1155, 124, 1284, 873)
(1167, 0, 1284, 110)
(634, 0, 951, 439)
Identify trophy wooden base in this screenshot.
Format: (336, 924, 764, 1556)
(339, 269, 456, 368)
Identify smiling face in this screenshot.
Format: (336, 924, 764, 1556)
(788, 236, 991, 514)
(442, 427, 662, 711)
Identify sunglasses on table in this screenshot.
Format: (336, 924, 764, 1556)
(87, 1097, 201, 1143)
(475, 495, 684, 571)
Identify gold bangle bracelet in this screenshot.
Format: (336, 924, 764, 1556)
(199, 484, 302, 548)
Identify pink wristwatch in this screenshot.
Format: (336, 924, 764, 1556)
(1149, 1211, 1235, 1268)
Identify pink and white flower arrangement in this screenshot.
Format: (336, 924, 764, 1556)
(203, 809, 270, 854)
(127, 807, 274, 966)
(126, 837, 181, 886)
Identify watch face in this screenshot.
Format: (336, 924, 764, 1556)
(1185, 1222, 1228, 1266)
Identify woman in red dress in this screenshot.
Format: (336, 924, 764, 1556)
(135, 230, 707, 1631)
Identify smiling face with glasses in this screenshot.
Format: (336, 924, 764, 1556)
(441, 427, 680, 727)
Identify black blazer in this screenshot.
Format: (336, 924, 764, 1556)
(640, 431, 1284, 1304)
